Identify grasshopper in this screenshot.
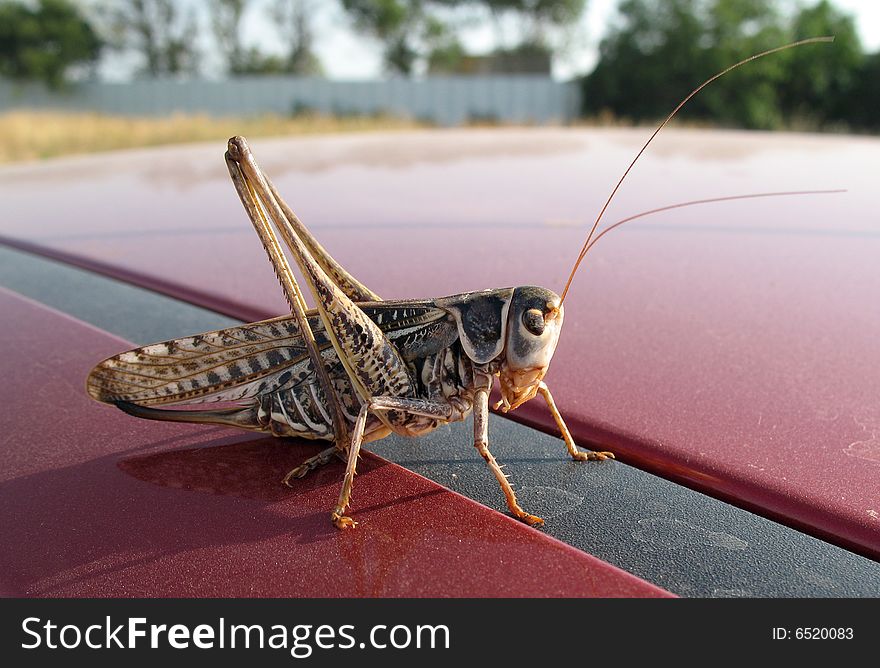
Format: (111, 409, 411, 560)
(87, 38, 832, 529)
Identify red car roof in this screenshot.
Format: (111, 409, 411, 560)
(2, 127, 879, 559)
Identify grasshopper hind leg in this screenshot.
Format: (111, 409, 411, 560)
(114, 401, 266, 431)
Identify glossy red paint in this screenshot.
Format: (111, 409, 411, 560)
(2, 128, 879, 558)
(0, 288, 668, 597)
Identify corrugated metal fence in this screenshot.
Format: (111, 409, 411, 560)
(0, 76, 582, 125)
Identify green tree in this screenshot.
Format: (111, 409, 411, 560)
(781, 0, 863, 128)
(0, 0, 102, 88)
(341, 0, 586, 75)
(211, 0, 250, 74)
(427, 35, 467, 73)
(849, 49, 880, 131)
(341, 0, 422, 74)
(582, 0, 870, 131)
(210, 0, 322, 76)
(226, 48, 286, 75)
(584, 0, 793, 129)
(699, 0, 790, 130)
(271, 0, 323, 75)
(584, 0, 706, 121)
(484, 0, 586, 46)
(109, 0, 200, 76)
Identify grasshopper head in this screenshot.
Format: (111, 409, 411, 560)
(436, 286, 563, 411)
(498, 286, 564, 412)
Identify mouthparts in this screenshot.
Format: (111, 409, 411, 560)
(495, 364, 546, 412)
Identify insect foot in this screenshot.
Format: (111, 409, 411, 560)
(282, 446, 341, 486)
(572, 450, 615, 462)
(519, 513, 545, 528)
(282, 465, 310, 487)
(331, 511, 358, 530)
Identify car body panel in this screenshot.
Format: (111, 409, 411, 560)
(2, 128, 879, 561)
(7, 247, 880, 597)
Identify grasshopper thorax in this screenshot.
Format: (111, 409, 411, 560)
(498, 286, 564, 412)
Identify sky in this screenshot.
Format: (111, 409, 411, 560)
(101, 0, 880, 81)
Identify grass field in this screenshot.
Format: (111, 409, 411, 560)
(0, 111, 426, 164)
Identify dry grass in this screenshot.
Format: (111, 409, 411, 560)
(0, 111, 426, 164)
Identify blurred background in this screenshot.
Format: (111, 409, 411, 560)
(1, 0, 878, 163)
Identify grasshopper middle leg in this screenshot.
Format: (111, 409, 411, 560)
(333, 396, 456, 529)
(474, 387, 544, 527)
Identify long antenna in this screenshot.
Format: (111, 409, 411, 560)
(581, 189, 845, 255)
(558, 35, 835, 304)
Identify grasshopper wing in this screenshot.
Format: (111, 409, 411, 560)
(87, 314, 329, 407)
(87, 301, 456, 409)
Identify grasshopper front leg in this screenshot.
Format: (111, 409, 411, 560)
(537, 382, 615, 462)
(474, 383, 544, 527)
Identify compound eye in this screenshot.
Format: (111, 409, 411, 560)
(522, 308, 545, 336)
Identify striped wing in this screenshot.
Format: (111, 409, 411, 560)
(87, 314, 325, 406)
(87, 301, 455, 407)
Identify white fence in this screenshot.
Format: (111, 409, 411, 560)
(0, 76, 582, 125)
